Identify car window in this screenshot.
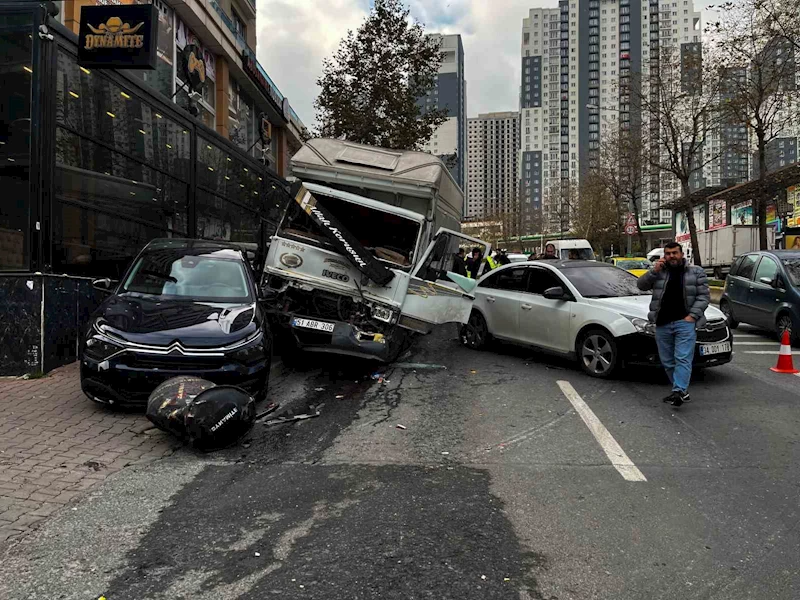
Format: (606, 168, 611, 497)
(754, 256, 779, 284)
(560, 248, 594, 260)
(480, 267, 529, 291)
(737, 255, 759, 280)
(781, 258, 800, 287)
(617, 259, 651, 270)
(528, 268, 565, 295)
(729, 255, 744, 277)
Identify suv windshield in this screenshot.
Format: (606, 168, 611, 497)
(122, 249, 252, 302)
(781, 258, 800, 287)
(562, 266, 650, 298)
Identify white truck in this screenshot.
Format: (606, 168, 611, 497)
(262, 138, 489, 361)
(682, 225, 776, 278)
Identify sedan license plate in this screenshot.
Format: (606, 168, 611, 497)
(292, 318, 335, 333)
(699, 341, 731, 356)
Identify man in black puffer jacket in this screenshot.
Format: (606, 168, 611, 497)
(637, 241, 710, 406)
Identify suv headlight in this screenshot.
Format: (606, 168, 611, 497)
(230, 331, 266, 365)
(84, 334, 124, 361)
(623, 315, 655, 336)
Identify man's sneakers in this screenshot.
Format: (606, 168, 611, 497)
(662, 391, 691, 406)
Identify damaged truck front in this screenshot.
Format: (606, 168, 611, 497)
(262, 138, 489, 361)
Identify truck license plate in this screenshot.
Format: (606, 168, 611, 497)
(699, 341, 731, 356)
(292, 318, 335, 333)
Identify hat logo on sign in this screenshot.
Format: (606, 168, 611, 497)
(85, 17, 145, 49)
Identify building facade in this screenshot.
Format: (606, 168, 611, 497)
(466, 112, 520, 220)
(420, 34, 466, 193)
(520, 0, 703, 233)
(59, 0, 307, 177)
(0, 2, 297, 375)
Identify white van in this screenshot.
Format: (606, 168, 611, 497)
(548, 239, 595, 260)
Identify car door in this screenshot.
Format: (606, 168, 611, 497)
(748, 255, 781, 329)
(400, 228, 491, 332)
(517, 266, 573, 353)
(727, 253, 759, 323)
(477, 266, 531, 340)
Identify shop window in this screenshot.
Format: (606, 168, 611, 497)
(0, 13, 33, 270)
(56, 50, 191, 183)
(196, 190, 259, 244)
(52, 128, 189, 278)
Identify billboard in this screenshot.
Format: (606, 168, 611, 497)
(731, 201, 754, 226)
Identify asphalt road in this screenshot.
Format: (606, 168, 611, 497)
(1, 324, 799, 600)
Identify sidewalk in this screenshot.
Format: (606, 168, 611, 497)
(0, 363, 181, 547)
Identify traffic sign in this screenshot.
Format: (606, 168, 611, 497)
(625, 224, 637, 236)
(625, 213, 637, 227)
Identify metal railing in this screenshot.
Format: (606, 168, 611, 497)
(208, 0, 306, 134)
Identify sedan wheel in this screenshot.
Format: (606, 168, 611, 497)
(461, 311, 488, 350)
(777, 313, 797, 344)
(579, 330, 618, 378)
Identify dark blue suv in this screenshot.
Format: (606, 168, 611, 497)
(720, 251, 800, 343)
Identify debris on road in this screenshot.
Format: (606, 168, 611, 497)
(393, 362, 447, 370)
(255, 403, 280, 420)
(396, 424, 407, 430)
(261, 413, 320, 427)
(441, 451, 450, 455)
(336, 394, 345, 399)
(254, 551, 261, 557)
(371, 372, 384, 380)
(314, 387, 325, 392)
(470, 370, 477, 374)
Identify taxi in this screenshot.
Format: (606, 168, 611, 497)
(607, 256, 652, 277)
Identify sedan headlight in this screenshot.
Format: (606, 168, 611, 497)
(623, 315, 655, 336)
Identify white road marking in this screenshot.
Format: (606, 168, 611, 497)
(734, 341, 779, 346)
(556, 381, 647, 482)
(733, 333, 763, 338)
(742, 351, 800, 355)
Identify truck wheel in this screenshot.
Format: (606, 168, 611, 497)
(720, 300, 738, 329)
(460, 311, 488, 350)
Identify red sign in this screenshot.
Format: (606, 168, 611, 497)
(625, 225, 637, 236)
(625, 213, 637, 227)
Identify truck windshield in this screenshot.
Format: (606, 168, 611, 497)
(280, 193, 421, 268)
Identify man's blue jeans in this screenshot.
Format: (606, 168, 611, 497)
(655, 319, 697, 393)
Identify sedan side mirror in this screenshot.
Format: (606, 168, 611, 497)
(92, 278, 115, 294)
(543, 286, 568, 301)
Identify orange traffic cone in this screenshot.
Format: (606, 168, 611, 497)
(770, 330, 799, 374)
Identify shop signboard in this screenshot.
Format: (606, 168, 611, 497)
(180, 44, 206, 92)
(788, 185, 800, 228)
(767, 203, 779, 224)
(78, 4, 158, 69)
(708, 198, 727, 230)
(731, 201, 753, 226)
(176, 18, 215, 81)
(693, 204, 706, 232)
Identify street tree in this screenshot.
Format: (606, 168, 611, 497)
(707, 0, 799, 249)
(574, 173, 623, 255)
(314, 0, 448, 150)
(632, 43, 724, 266)
(749, 0, 800, 54)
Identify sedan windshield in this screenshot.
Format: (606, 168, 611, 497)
(781, 258, 800, 287)
(617, 259, 651, 270)
(562, 266, 650, 298)
(122, 250, 252, 302)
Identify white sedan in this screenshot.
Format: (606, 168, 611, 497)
(460, 260, 732, 378)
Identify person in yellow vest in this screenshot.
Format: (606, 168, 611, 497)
(484, 253, 499, 271)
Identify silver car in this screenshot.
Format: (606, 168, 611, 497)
(460, 260, 732, 378)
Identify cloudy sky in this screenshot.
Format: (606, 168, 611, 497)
(256, 0, 717, 131)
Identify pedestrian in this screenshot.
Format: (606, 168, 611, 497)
(537, 243, 558, 260)
(496, 250, 511, 266)
(637, 241, 710, 406)
(466, 247, 482, 279)
(451, 248, 468, 276)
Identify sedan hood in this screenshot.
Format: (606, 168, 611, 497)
(95, 294, 258, 348)
(586, 295, 727, 321)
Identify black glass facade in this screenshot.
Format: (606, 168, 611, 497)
(0, 4, 289, 375)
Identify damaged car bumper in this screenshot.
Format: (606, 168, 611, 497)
(286, 314, 401, 361)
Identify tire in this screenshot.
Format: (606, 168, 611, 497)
(577, 328, 619, 378)
(460, 311, 489, 350)
(719, 299, 739, 329)
(776, 312, 798, 345)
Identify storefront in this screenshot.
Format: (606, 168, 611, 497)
(0, 4, 290, 375)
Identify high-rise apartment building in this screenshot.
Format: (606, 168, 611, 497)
(420, 34, 467, 191)
(466, 112, 520, 219)
(520, 0, 703, 232)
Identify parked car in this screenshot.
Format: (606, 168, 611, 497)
(80, 239, 273, 407)
(460, 260, 732, 378)
(719, 250, 800, 343)
(606, 256, 652, 277)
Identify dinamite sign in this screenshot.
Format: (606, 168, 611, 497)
(78, 4, 158, 69)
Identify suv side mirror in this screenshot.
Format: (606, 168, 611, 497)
(92, 278, 115, 294)
(543, 286, 568, 301)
